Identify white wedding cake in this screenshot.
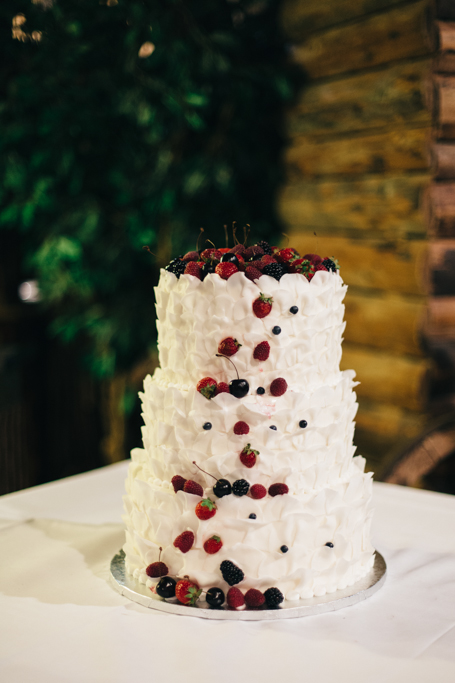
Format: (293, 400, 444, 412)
(123, 243, 375, 607)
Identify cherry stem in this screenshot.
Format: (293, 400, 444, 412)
(192, 461, 218, 482)
(216, 353, 239, 380)
(243, 225, 250, 246)
(282, 232, 290, 248)
(196, 227, 204, 252)
(142, 245, 155, 256)
(224, 224, 229, 248)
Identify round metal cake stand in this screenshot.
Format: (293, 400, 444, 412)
(109, 549, 386, 620)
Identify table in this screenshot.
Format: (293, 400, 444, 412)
(1, 461, 455, 683)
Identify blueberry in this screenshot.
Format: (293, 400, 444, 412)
(325, 542, 334, 548)
(272, 326, 281, 335)
(299, 420, 308, 428)
(156, 576, 176, 599)
(203, 422, 212, 430)
(280, 545, 289, 553)
(249, 513, 257, 519)
(257, 387, 265, 395)
(270, 425, 277, 431)
(290, 306, 298, 314)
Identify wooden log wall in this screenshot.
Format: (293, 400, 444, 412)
(279, 0, 440, 470)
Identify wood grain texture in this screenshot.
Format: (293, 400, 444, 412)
(423, 181, 455, 235)
(279, 173, 429, 237)
(286, 59, 431, 139)
(341, 343, 428, 409)
(286, 127, 428, 178)
(426, 74, 455, 137)
(291, 1, 430, 79)
(429, 142, 455, 177)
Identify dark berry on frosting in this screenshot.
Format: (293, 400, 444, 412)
(206, 587, 225, 607)
(299, 420, 308, 428)
(325, 542, 334, 548)
(253, 341, 270, 361)
(249, 513, 257, 519)
(290, 306, 299, 314)
(146, 561, 169, 578)
(258, 240, 273, 255)
(171, 475, 187, 492)
(257, 387, 265, 395)
(264, 587, 284, 607)
(234, 421, 249, 435)
(268, 483, 289, 496)
(233, 479, 250, 496)
(165, 259, 186, 278)
(270, 378, 287, 397)
(322, 258, 337, 272)
(269, 425, 277, 430)
(244, 588, 265, 608)
(173, 530, 195, 553)
(183, 480, 203, 496)
(262, 262, 286, 280)
(272, 326, 281, 335)
(280, 545, 289, 554)
(203, 422, 212, 430)
(156, 576, 176, 599)
(229, 378, 249, 399)
(227, 586, 245, 609)
(213, 479, 232, 498)
(250, 484, 267, 499)
(220, 560, 244, 586)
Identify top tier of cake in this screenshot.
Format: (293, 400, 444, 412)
(155, 268, 347, 390)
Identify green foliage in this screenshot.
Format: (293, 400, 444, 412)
(0, 0, 298, 375)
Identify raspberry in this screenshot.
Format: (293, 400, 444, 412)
(322, 258, 338, 272)
(184, 261, 203, 279)
(264, 587, 284, 607)
(303, 253, 322, 265)
(145, 561, 169, 578)
(268, 483, 289, 497)
(250, 484, 267, 499)
(175, 578, 201, 605)
(215, 262, 239, 279)
(171, 475, 187, 493)
(245, 266, 263, 281)
(253, 341, 270, 361)
(220, 560, 244, 586)
(203, 535, 223, 554)
(227, 587, 245, 609)
(244, 245, 264, 261)
(233, 421, 249, 435)
(195, 497, 217, 520)
(196, 377, 217, 399)
(252, 293, 273, 318)
(257, 240, 272, 255)
(270, 377, 287, 396)
(231, 244, 245, 255)
(262, 262, 286, 281)
(233, 479, 250, 496)
(313, 264, 328, 274)
(240, 444, 259, 468)
(244, 588, 265, 608)
(215, 382, 230, 396)
(173, 530, 195, 553)
(218, 337, 241, 356)
(183, 250, 200, 262)
(261, 255, 277, 266)
(183, 480, 203, 497)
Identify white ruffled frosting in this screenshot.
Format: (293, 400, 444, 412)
(123, 268, 375, 599)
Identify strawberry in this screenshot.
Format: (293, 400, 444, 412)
(244, 588, 265, 608)
(171, 475, 187, 493)
(215, 262, 239, 279)
(218, 247, 231, 254)
(175, 578, 201, 605)
(197, 377, 217, 399)
(227, 587, 245, 609)
(286, 257, 305, 274)
(268, 483, 289, 497)
(211, 249, 223, 261)
(183, 480, 203, 497)
(183, 250, 200, 262)
(200, 248, 216, 261)
(173, 530, 195, 553)
(270, 377, 287, 397)
(245, 266, 262, 282)
(276, 247, 298, 264)
(184, 261, 203, 279)
(215, 382, 230, 396)
(240, 443, 259, 468)
(195, 497, 217, 520)
(233, 421, 249, 435)
(253, 341, 270, 361)
(303, 253, 323, 265)
(252, 293, 273, 318)
(203, 535, 223, 554)
(250, 483, 267, 499)
(146, 561, 169, 578)
(218, 337, 242, 356)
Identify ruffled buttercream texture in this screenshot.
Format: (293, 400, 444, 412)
(123, 269, 375, 599)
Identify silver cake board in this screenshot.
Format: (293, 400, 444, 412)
(109, 549, 386, 620)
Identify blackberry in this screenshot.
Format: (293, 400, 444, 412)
(262, 262, 286, 280)
(258, 240, 273, 255)
(165, 259, 186, 278)
(264, 587, 284, 607)
(233, 479, 250, 497)
(322, 258, 337, 273)
(220, 560, 244, 586)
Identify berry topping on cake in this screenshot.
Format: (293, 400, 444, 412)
(272, 326, 281, 335)
(244, 245, 264, 260)
(256, 387, 265, 395)
(215, 262, 239, 280)
(322, 258, 339, 272)
(220, 252, 240, 266)
(249, 513, 257, 519)
(203, 422, 212, 430)
(156, 576, 176, 599)
(195, 498, 217, 520)
(299, 420, 308, 428)
(183, 250, 200, 262)
(200, 248, 216, 260)
(303, 253, 323, 265)
(253, 293, 273, 318)
(269, 425, 277, 430)
(173, 530, 195, 553)
(244, 588, 265, 608)
(253, 341, 270, 361)
(257, 240, 273, 255)
(250, 484, 267, 499)
(231, 243, 245, 255)
(227, 587, 245, 609)
(184, 261, 203, 279)
(268, 483, 289, 497)
(197, 377, 217, 400)
(264, 587, 284, 607)
(313, 264, 328, 274)
(206, 587, 225, 607)
(203, 535, 223, 554)
(215, 382, 230, 396)
(270, 378, 288, 397)
(183, 480, 204, 496)
(175, 578, 202, 605)
(218, 337, 242, 357)
(260, 254, 277, 267)
(221, 560, 245, 586)
(262, 262, 286, 280)
(325, 542, 334, 548)
(240, 444, 259, 468)
(234, 421, 249, 435)
(280, 545, 289, 553)
(216, 354, 249, 399)
(245, 266, 262, 281)
(146, 561, 169, 578)
(233, 479, 250, 496)
(213, 478, 232, 498)
(276, 247, 298, 264)
(165, 259, 186, 278)
(171, 475, 187, 493)
(290, 305, 298, 314)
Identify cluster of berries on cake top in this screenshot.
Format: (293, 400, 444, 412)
(165, 239, 339, 282)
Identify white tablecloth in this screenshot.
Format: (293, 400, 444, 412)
(1, 461, 454, 683)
